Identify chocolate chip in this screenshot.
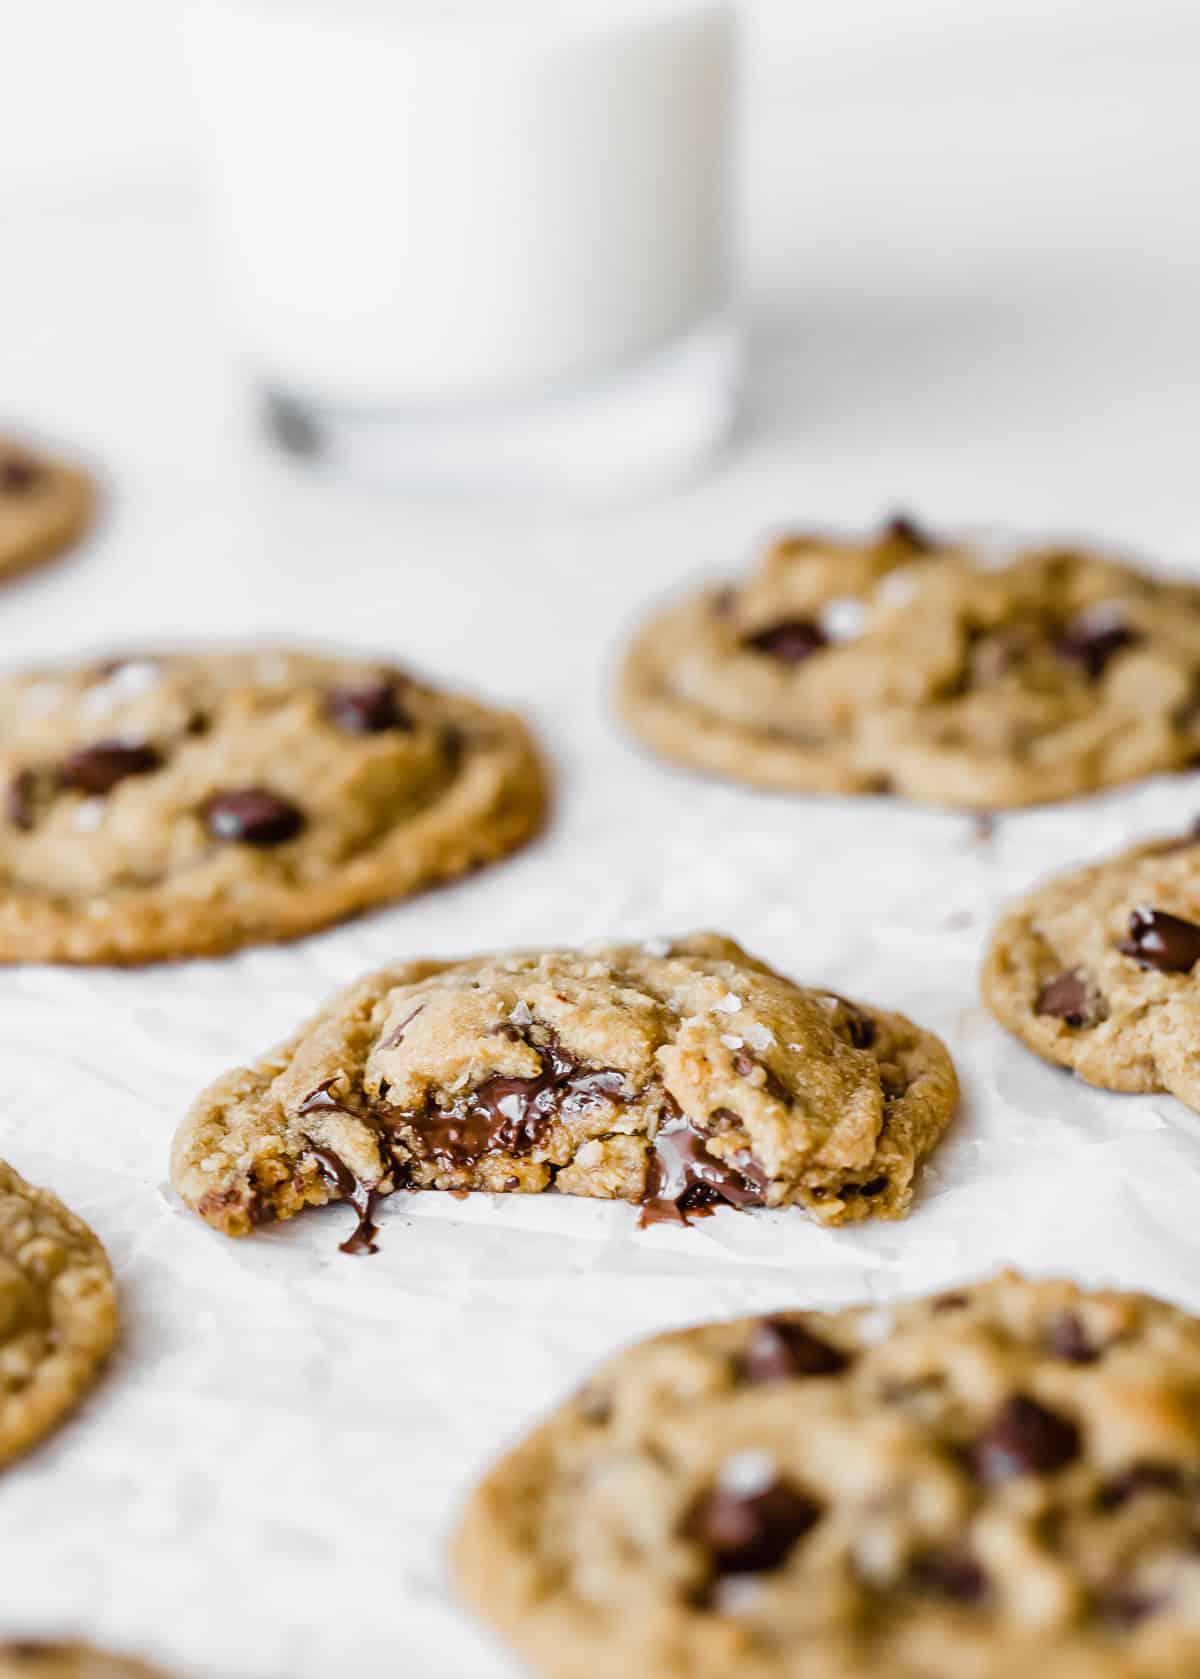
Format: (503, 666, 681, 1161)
(202, 788, 305, 846)
(1049, 1311, 1099, 1364)
(968, 1394, 1081, 1482)
(1098, 1585, 1162, 1628)
(1096, 1463, 1182, 1512)
(688, 1474, 821, 1575)
(911, 1546, 987, 1603)
(884, 513, 934, 551)
(639, 1106, 767, 1227)
(1119, 906, 1200, 973)
(1035, 969, 1094, 1026)
(58, 739, 162, 796)
(744, 619, 828, 664)
(327, 679, 412, 735)
(1054, 607, 1141, 679)
(741, 1318, 849, 1384)
(0, 456, 41, 492)
(6, 770, 35, 831)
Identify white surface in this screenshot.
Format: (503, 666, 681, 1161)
(5, 0, 1200, 192)
(182, 0, 733, 406)
(2, 37, 1200, 1679)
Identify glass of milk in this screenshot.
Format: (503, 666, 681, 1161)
(181, 0, 740, 496)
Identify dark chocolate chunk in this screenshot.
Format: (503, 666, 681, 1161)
(6, 769, 36, 831)
(841, 1174, 888, 1198)
(306, 1145, 381, 1256)
(59, 739, 162, 796)
(688, 1473, 821, 1576)
(741, 1317, 849, 1384)
(1054, 607, 1141, 679)
(744, 619, 828, 664)
(0, 456, 41, 492)
(839, 1002, 877, 1049)
(1035, 969, 1094, 1026)
(933, 1291, 970, 1312)
(1096, 1463, 1183, 1512)
(911, 1546, 987, 1603)
(1049, 1311, 1100, 1364)
(1119, 906, 1200, 974)
(402, 1024, 625, 1169)
(884, 513, 934, 551)
(1098, 1585, 1162, 1628)
(327, 678, 412, 735)
(202, 787, 305, 846)
(968, 1394, 1081, 1482)
(639, 1106, 767, 1227)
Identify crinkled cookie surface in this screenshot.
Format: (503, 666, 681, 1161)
(454, 1272, 1200, 1679)
(171, 932, 957, 1248)
(0, 649, 546, 962)
(0, 1160, 117, 1471)
(619, 517, 1200, 808)
(0, 437, 94, 584)
(983, 822, 1200, 1108)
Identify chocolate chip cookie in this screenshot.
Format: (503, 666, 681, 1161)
(982, 821, 1200, 1108)
(170, 932, 957, 1249)
(0, 649, 547, 962)
(453, 1272, 1200, 1679)
(0, 437, 94, 584)
(0, 1160, 118, 1471)
(0, 1649, 167, 1679)
(618, 516, 1200, 808)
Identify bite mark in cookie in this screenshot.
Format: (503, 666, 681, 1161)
(452, 1272, 1200, 1679)
(171, 933, 957, 1250)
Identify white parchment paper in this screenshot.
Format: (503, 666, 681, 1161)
(3, 123, 1200, 1673)
(4, 595, 1200, 1677)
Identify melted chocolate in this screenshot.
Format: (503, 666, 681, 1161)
(306, 1146, 382, 1256)
(402, 1030, 626, 1169)
(743, 619, 828, 664)
(639, 1107, 767, 1227)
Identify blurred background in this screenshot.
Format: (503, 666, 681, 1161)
(3, 0, 1200, 547)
